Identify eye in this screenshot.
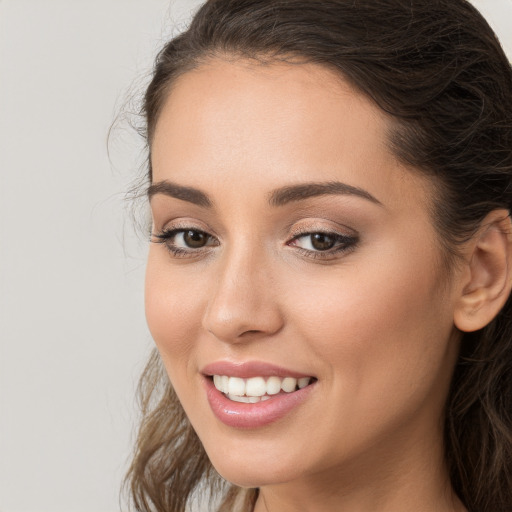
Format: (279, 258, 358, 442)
(176, 230, 210, 249)
(299, 233, 337, 251)
(288, 231, 358, 258)
(151, 227, 219, 257)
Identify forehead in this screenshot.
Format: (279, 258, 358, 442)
(151, 58, 432, 214)
(152, 59, 385, 165)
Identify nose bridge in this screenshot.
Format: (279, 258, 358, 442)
(202, 237, 283, 342)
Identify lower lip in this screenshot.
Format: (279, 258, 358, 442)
(204, 377, 316, 429)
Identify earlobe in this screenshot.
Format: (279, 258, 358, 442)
(454, 209, 512, 333)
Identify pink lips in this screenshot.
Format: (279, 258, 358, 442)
(202, 360, 313, 379)
(201, 361, 316, 429)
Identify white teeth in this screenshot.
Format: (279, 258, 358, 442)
(227, 394, 272, 403)
(246, 377, 266, 397)
(227, 394, 253, 403)
(281, 377, 297, 393)
(228, 377, 245, 396)
(266, 376, 282, 395)
(221, 375, 229, 394)
(213, 375, 313, 400)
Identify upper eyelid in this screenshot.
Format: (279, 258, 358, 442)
(155, 224, 355, 240)
(290, 227, 350, 237)
(157, 226, 350, 238)
(154, 211, 356, 233)
(288, 223, 356, 239)
(156, 220, 218, 237)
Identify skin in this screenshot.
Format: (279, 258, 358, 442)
(146, 59, 469, 511)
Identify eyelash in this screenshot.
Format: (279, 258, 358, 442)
(288, 231, 358, 260)
(151, 228, 219, 258)
(151, 227, 358, 260)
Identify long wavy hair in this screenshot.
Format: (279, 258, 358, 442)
(125, 1, 512, 511)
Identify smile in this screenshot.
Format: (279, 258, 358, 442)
(213, 375, 313, 403)
(202, 362, 317, 428)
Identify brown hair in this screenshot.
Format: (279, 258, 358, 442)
(125, 1, 512, 511)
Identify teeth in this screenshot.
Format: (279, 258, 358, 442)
(227, 394, 272, 403)
(298, 377, 310, 389)
(213, 375, 222, 391)
(266, 376, 282, 395)
(221, 375, 229, 394)
(228, 377, 245, 396)
(213, 375, 312, 399)
(281, 377, 297, 392)
(246, 377, 266, 397)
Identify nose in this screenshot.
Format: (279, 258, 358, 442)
(202, 245, 284, 343)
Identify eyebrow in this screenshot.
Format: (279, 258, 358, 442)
(147, 179, 381, 208)
(269, 181, 382, 207)
(147, 181, 212, 208)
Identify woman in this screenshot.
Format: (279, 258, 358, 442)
(126, 1, 512, 511)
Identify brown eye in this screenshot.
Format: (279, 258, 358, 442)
(183, 230, 209, 248)
(151, 227, 219, 257)
(289, 231, 358, 258)
(310, 233, 335, 251)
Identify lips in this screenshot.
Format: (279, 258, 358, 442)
(202, 361, 317, 428)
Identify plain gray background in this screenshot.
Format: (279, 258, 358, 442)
(0, 1, 510, 511)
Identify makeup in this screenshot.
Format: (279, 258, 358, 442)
(202, 361, 317, 428)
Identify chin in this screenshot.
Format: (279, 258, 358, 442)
(213, 463, 290, 488)
(204, 440, 306, 488)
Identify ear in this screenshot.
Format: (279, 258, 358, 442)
(454, 209, 512, 332)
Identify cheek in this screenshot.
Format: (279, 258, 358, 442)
(275, 252, 457, 467)
(288, 246, 454, 400)
(144, 253, 206, 378)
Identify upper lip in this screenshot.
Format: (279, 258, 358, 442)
(201, 360, 314, 379)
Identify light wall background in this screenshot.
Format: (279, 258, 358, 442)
(0, 1, 510, 511)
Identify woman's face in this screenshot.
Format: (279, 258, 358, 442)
(146, 60, 462, 489)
